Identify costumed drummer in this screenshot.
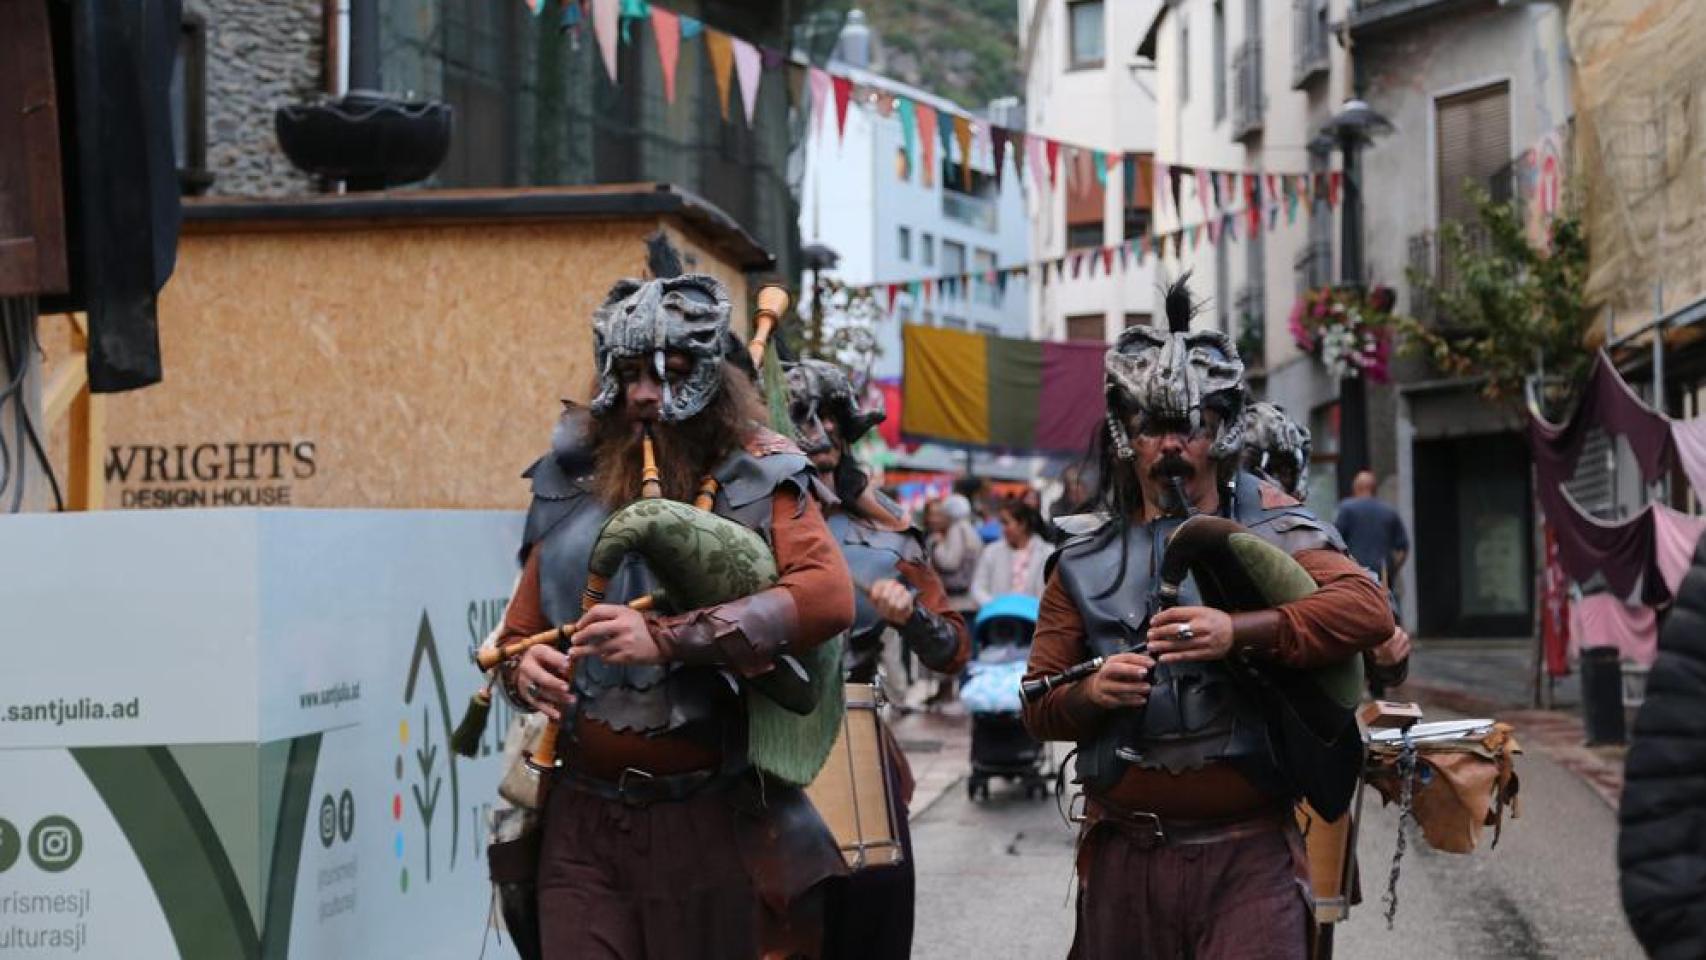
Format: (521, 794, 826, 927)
(783, 358, 971, 960)
(1021, 276, 1394, 960)
(1240, 400, 1411, 697)
(494, 272, 854, 958)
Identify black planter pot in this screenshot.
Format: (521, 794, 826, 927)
(275, 91, 453, 191)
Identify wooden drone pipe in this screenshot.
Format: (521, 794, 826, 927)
(473, 595, 656, 672)
(749, 285, 791, 367)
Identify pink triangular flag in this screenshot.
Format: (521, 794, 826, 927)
(808, 68, 832, 135)
(732, 38, 763, 126)
(591, 0, 620, 84)
(1028, 136, 1048, 192)
(1195, 168, 1213, 220)
(650, 8, 681, 104)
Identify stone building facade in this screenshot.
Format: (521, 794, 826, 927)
(186, 0, 324, 197)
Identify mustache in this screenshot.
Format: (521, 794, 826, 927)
(1148, 455, 1196, 481)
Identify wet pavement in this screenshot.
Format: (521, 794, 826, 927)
(906, 705, 1643, 959)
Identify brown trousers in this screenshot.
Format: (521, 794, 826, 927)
(537, 779, 831, 959)
(1071, 817, 1311, 960)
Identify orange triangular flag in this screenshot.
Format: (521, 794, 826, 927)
(706, 30, 735, 121)
(953, 116, 974, 191)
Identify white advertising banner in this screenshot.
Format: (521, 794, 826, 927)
(0, 509, 526, 959)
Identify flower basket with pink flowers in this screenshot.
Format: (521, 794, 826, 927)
(1288, 285, 1396, 382)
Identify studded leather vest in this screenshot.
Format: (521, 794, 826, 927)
(1052, 471, 1344, 794)
(520, 437, 814, 740)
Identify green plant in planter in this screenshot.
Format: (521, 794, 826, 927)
(1395, 186, 1590, 410)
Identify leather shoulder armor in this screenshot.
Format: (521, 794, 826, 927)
(1230, 471, 1346, 555)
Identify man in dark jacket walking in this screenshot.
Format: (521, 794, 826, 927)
(1620, 531, 1706, 959)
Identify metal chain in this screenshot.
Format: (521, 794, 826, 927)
(1382, 731, 1419, 929)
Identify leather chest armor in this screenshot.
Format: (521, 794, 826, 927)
(827, 510, 925, 682)
(521, 440, 813, 738)
(1053, 471, 1343, 794)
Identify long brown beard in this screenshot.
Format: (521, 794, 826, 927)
(590, 367, 765, 506)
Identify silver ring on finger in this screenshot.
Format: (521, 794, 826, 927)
(527, 681, 542, 701)
(1177, 624, 1194, 641)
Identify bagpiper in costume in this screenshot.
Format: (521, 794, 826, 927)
(494, 272, 855, 959)
(1021, 276, 1394, 960)
(782, 358, 971, 960)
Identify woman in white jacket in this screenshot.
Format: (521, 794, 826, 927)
(971, 499, 1054, 607)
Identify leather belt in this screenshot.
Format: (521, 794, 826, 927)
(561, 765, 729, 807)
(1078, 795, 1290, 850)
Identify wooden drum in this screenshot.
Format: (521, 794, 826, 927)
(1296, 792, 1362, 924)
(804, 684, 905, 870)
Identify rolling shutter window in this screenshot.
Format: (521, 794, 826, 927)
(1434, 82, 1511, 229)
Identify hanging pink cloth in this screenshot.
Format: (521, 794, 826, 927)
(1530, 352, 1674, 603)
(1654, 505, 1706, 597)
(1672, 416, 1706, 502)
(1569, 592, 1659, 667)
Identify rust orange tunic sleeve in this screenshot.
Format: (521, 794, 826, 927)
(767, 487, 857, 651)
(497, 550, 550, 649)
(1021, 572, 1108, 743)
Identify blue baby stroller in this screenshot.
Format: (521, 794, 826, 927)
(961, 595, 1050, 801)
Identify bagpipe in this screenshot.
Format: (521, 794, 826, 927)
(466, 286, 847, 960)
(1022, 497, 1367, 819)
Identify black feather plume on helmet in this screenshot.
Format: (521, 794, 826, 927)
(1164, 271, 1199, 333)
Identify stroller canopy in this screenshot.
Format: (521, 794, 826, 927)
(974, 594, 1040, 648)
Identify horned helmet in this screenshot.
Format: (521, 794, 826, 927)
(1239, 400, 1312, 501)
(783, 358, 885, 455)
(589, 274, 732, 423)
(1102, 274, 1246, 463)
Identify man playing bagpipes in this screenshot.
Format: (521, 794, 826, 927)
(1239, 400, 1411, 697)
(1020, 275, 1395, 960)
(494, 270, 855, 958)
(781, 358, 971, 959)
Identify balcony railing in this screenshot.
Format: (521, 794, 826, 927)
(1233, 40, 1265, 141)
(1292, 0, 1330, 89)
(942, 190, 998, 232)
(1408, 223, 1491, 328)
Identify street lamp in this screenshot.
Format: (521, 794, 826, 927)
(1318, 98, 1394, 497)
(801, 242, 841, 357)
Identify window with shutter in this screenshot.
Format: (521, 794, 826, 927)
(1434, 82, 1511, 230)
(1434, 82, 1510, 294)
(1066, 314, 1105, 342)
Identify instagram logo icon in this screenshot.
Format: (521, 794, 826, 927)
(28, 816, 82, 872)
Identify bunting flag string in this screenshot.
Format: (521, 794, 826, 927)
(550, 0, 1340, 246)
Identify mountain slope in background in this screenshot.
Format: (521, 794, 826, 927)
(859, 0, 1019, 109)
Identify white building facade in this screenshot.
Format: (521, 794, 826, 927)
(1020, 0, 1162, 344)
(1144, 0, 1354, 511)
(797, 21, 1031, 381)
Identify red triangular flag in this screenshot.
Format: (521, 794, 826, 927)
(831, 75, 853, 141)
(1102, 246, 1115, 274)
(887, 284, 900, 314)
(1046, 139, 1061, 187)
(1330, 171, 1344, 207)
